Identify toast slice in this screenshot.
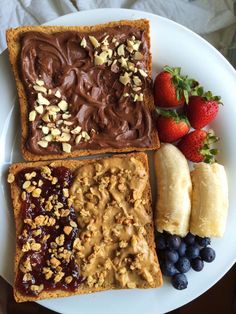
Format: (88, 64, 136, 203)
(6, 20, 160, 161)
(8, 152, 163, 302)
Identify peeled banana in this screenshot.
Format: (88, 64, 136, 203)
(190, 162, 228, 237)
(154, 143, 192, 237)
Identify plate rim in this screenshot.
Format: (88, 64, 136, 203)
(1, 7, 236, 314)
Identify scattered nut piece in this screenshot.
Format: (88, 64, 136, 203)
(54, 272, 65, 283)
(35, 105, 44, 114)
(51, 128, 61, 136)
(38, 140, 48, 148)
(31, 242, 41, 251)
(89, 35, 100, 48)
(42, 126, 49, 134)
(119, 72, 130, 85)
(35, 79, 44, 86)
(133, 76, 142, 86)
(58, 132, 71, 142)
(62, 143, 71, 153)
(65, 276, 73, 284)
(55, 90, 61, 98)
(58, 100, 68, 111)
(133, 51, 143, 60)
(117, 44, 125, 56)
(37, 93, 50, 106)
(81, 131, 90, 141)
(33, 85, 47, 94)
(55, 234, 65, 246)
(42, 113, 51, 123)
(7, 173, 15, 183)
(63, 226, 73, 235)
(63, 188, 69, 198)
(70, 221, 77, 228)
(29, 110, 37, 122)
(81, 37, 87, 48)
(23, 181, 31, 189)
(75, 134, 82, 144)
(94, 55, 105, 66)
(71, 126, 82, 135)
(139, 69, 148, 77)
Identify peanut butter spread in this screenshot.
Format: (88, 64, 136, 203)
(20, 25, 155, 155)
(70, 156, 160, 288)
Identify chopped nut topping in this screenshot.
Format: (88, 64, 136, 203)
(64, 226, 73, 235)
(75, 134, 82, 144)
(33, 85, 47, 94)
(7, 173, 15, 183)
(54, 272, 65, 283)
(117, 44, 125, 56)
(35, 79, 44, 86)
(42, 126, 49, 134)
(42, 113, 51, 123)
(94, 54, 105, 66)
(89, 35, 100, 48)
(71, 126, 82, 135)
(50, 257, 61, 267)
(55, 234, 65, 246)
(70, 221, 77, 228)
(63, 188, 69, 198)
(81, 37, 87, 48)
(139, 69, 148, 77)
(31, 242, 41, 251)
(58, 132, 71, 142)
(32, 188, 42, 198)
(29, 110, 37, 122)
(55, 90, 61, 98)
(37, 93, 50, 106)
(61, 209, 70, 217)
(30, 284, 44, 293)
(62, 143, 72, 153)
(38, 140, 48, 148)
(119, 72, 130, 85)
(133, 51, 143, 60)
(58, 100, 68, 111)
(81, 131, 90, 141)
(23, 273, 33, 282)
(23, 181, 31, 189)
(133, 76, 142, 86)
(35, 105, 44, 114)
(65, 276, 73, 284)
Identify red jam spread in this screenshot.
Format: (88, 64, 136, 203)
(15, 166, 83, 296)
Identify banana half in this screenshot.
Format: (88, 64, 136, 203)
(190, 162, 229, 237)
(154, 143, 192, 237)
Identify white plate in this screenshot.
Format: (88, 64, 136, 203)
(0, 8, 236, 314)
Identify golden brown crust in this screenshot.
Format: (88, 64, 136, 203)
(9, 152, 163, 302)
(6, 20, 160, 161)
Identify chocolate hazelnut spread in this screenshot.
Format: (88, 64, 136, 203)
(19, 25, 154, 155)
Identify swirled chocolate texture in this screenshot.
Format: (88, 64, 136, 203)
(20, 25, 156, 155)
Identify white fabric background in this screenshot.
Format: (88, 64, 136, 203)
(0, 0, 236, 67)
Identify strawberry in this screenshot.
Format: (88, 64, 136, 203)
(154, 66, 197, 108)
(156, 109, 190, 143)
(186, 89, 221, 129)
(177, 130, 219, 163)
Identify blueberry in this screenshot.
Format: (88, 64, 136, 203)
(165, 250, 179, 264)
(171, 273, 188, 290)
(186, 244, 200, 260)
(184, 232, 195, 245)
(167, 235, 181, 250)
(156, 234, 166, 250)
(162, 261, 178, 277)
(176, 257, 191, 273)
(196, 236, 211, 247)
(200, 247, 216, 263)
(178, 242, 187, 257)
(191, 258, 204, 271)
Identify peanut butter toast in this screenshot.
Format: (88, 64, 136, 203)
(6, 20, 160, 161)
(8, 153, 163, 302)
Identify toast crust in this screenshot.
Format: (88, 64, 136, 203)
(6, 20, 160, 161)
(9, 152, 163, 302)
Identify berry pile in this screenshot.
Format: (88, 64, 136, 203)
(156, 231, 216, 290)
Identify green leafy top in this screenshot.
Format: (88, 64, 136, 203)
(200, 130, 219, 163)
(156, 108, 190, 125)
(163, 65, 198, 104)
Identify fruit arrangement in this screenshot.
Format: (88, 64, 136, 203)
(153, 66, 228, 290)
